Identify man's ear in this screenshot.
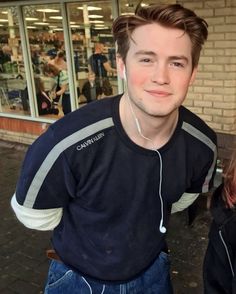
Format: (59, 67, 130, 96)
(116, 54, 126, 80)
(189, 66, 198, 85)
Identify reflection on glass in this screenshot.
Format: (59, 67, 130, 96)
(0, 7, 29, 116)
(68, 1, 117, 106)
(24, 4, 67, 118)
(119, 0, 174, 15)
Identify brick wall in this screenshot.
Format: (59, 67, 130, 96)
(178, 0, 236, 134)
(0, 117, 49, 145)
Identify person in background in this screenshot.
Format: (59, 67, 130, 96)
(42, 63, 71, 115)
(88, 42, 116, 96)
(31, 45, 43, 74)
(34, 77, 59, 116)
(0, 45, 12, 72)
(0, 45, 11, 66)
(47, 41, 63, 60)
(49, 50, 67, 71)
(203, 150, 236, 294)
(82, 72, 103, 103)
(11, 4, 217, 293)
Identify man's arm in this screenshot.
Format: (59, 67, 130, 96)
(171, 192, 200, 214)
(11, 193, 63, 231)
(103, 61, 117, 75)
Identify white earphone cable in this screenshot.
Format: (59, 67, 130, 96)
(125, 90, 166, 234)
(81, 277, 106, 294)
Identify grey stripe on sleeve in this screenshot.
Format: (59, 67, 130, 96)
(182, 122, 217, 193)
(23, 117, 114, 208)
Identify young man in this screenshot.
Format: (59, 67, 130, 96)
(88, 42, 116, 79)
(82, 72, 103, 103)
(11, 4, 217, 293)
(88, 42, 116, 96)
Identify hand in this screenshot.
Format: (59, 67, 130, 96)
(50, 91, 57, 99)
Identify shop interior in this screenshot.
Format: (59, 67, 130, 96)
(0, 1, 120, 118)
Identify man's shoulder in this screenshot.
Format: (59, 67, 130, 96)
(91, 53, 107, 62)
(180, 105, 217, 144)
(50, 96, 118, 139)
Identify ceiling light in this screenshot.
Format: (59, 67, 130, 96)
(49, 25, 57, 28)
(34, 22, 49, 25)
(141, 3, 148, 7)
(89, 20, 104, 24)
(89, 15, 103, 19)
(125, 3, 134, 7)
(121, 12, 134, 15)
(27, 26, 37, 29)
(25, 17, 39, 21)
(94, 26, 109, 30)
(1, 11, 8, 14)
(99, 34, 112, 37)
(70, 21, 76, 24)
(36, 9, 59, 13)
(0, 19, 8, 22)
(49, 16, 62, 20)
(70, 25, 81, 28)
(53, 28, 63, 31)
(77, 6, 101, 11)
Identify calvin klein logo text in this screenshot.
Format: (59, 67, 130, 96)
(76, 132, 105, 151)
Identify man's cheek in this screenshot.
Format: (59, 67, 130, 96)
(129, 74, 145, 85)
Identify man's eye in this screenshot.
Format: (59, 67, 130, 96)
(171, 62, 184, 68)
(140, 58, 152, 63)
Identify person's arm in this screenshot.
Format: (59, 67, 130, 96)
(103, 61, 116, 75)
(56, 83, 67, 96)
(11, 194, 62, 230)
(171, 193, 199, 214)
(11, 126, 75, 231)
(55, 70, 68, 96)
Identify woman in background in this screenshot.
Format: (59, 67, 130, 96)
(35, 77, 59, 116)
(203, 150, 236, 294)
(43, 63, 70, 115)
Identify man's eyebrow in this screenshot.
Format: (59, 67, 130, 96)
(134, 51, 189, 63)
(134, 51, 156, 56)
(168, 55, 189, 63)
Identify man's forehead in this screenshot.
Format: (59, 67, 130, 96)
(130, 23, 189, 43)
(128, 24, 192, 55)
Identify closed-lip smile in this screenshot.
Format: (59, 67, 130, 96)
(146, 90, 171, 96)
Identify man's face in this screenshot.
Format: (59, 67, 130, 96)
(118, 23, 197, 118)
(88, 73, 95, 82)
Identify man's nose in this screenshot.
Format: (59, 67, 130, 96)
(151, 63, 170, 85)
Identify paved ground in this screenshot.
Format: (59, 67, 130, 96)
(0, 140, 216, 294)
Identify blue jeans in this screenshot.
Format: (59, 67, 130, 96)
(44, 251, 173, 294)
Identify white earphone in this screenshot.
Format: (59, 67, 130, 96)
(124, 66, 166, 234)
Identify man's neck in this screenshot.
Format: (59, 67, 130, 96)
(119, 94, 179, 150)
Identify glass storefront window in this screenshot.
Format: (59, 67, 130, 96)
(0, 7, 29, 117)
(119, 0, 175, 15)
(0, 1, 118, 120)
(24, 4, 67, 118)
(68, 1, 118, 105)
